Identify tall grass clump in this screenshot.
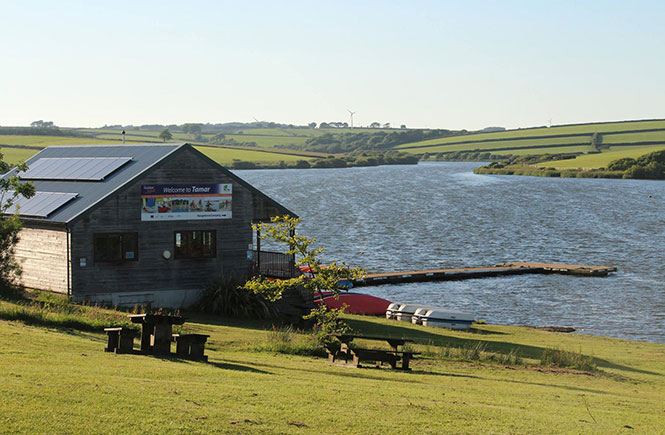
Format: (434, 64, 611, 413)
(540, 348, 597, 372)
(0, 291, 135, 331)
(422, 341, 523, 366)
(252, 324, 324, 356)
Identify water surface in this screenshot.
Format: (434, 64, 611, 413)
(236, 162, 665, 343)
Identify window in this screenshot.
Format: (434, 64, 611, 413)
(94, 233, 138, 263)
(174, 230, 216, 259)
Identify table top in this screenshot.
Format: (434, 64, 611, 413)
(127, 314, 185, 325)
(332, 334, 413, 344)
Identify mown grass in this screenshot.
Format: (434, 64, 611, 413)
(398, 135, 590, 152)
(1, 296, 664, 433)
(224, 134, 309, 147)
(546, 145, 665, 169)
(195, 146, 315, 165)
(602, 130, 665, 144)
(0, 147, 40, 164)
(0, 135, 115, 146)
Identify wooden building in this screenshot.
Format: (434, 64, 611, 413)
(2, 143, 296, 308)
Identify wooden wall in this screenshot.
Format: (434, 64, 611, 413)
(14, 225, 69, 294)
(69, 147, 255, 301)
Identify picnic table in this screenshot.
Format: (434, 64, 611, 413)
(326, 334, 419, 370)
(103, 314, 210, 360)
(128, 313, 186, 355)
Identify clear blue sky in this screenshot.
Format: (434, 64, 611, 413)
(1, 0, 664, 130)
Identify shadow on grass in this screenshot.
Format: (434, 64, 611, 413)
(345, 318, 663, 378)
(144, 354, 272, 374)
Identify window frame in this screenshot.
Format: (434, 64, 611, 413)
(93, 232, 139, 263)
(173, 230, 217, 259)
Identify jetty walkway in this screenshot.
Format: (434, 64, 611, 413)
(352, 262, 617, 287)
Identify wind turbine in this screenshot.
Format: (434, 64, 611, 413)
(347, 109, 357, 128)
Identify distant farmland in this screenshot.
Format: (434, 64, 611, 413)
(3, 119, 665, 169)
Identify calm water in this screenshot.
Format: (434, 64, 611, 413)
(235, 162, 665, 343)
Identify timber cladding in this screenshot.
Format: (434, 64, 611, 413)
(14, 225, 69, 294)
(69, 147, 254, 298)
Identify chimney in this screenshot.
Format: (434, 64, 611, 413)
(121, 130, 126, 144)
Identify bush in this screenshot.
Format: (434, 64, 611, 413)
(194, 277, 278, 319)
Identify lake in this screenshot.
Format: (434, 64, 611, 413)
(235, 162, 665, 343)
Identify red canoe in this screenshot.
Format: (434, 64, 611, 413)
(313, 291, 392, 316)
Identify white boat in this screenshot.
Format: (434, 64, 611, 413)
(385, 303, 404, 320)
(417, 309, 475, 330)
(394, 304, 435, 322)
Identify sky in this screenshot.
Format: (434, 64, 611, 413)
(1, 0, 665, 130)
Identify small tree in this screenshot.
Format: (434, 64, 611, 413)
(243, 216, 363, 342)
(158, 128, 173, 142)
(0, 154, 35, 294)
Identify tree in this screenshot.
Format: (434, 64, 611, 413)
(308, 122, 317, 128)
(400, 124, 407, 129)
(370, 122, 381, 128)
(0, 153, 35, 293)
(182, 123, 202, 136)
(243, 216, 363, 341)
(30, 120, 55, 128)
(158, 128, 173, 142)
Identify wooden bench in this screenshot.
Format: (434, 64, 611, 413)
(172, 334, 210, 361)
(326, 335, 420, 370)
(104, 327, 138, 354)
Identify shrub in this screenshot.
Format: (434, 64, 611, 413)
(195, 277, 278, 319)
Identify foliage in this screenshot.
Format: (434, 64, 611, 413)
(181, 123, 202, 135)
(244, 216, 363, 302)
(303, 304, 352, 346)
(301, 129, 458, 153)
(158, 128, 173, 142)
(194, 277, 278, 319)
(607, 157, 637, 171)
(243, 216, 363, 338)
(0, 156, 35, 293)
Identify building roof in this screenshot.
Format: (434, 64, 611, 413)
(1, 143, 296, 225)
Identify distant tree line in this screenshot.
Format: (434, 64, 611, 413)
(229, 150, 419, 170)
(293, 129, 460, 153)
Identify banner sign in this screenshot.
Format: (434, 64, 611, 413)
(141, 184, 232, 221)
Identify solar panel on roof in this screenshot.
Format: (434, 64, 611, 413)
(21, 157, 132, 181)
(3, 191, 78, 218)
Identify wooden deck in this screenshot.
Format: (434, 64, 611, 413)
(352, 262, 617, 287)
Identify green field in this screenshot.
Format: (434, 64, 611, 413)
(1, 300, 664, 434)
(0, 135, 116, 147)
(547, 145, 665, 169)
(195, 146, 314, 165)
(402, 135, 591, 154)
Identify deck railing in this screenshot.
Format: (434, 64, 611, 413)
(252, 250, 298, 278)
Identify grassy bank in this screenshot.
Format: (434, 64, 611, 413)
(1, 295, 664, 433)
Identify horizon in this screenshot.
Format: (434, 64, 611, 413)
(2, 1, 664, 130)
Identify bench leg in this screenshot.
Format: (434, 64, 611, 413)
(105, 331, 120, 352)
(175, 339, 190, 358)
(140, 324, 153, 353)
(189, 341, 207, 361)
(401, 355, 412, 371)
(153, 324, 172, 355)
(117, 332, 135, 354)
(353, 354, 361, 368)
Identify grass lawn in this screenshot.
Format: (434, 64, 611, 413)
(0, 147, 42, 164)
(195, 146, 314, 165)
(0, 135, 116, 147)
(546, 145, 665, 169)
(1, 299, 664, 434)
(396, 120, 665, 151)
(400, 136, 591, 153)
